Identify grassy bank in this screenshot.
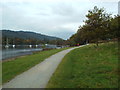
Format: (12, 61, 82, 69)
(47, 42, 118, 88)
(2, 47, 70, 84)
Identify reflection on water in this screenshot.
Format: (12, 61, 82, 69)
(2, 48, 43, 60)
(2, 44, 58, 60)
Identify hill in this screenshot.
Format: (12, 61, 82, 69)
(2, 30, 62, 41)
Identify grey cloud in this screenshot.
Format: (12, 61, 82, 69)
(37, 12, 50, 16)
(46, 28, 75, 40)
(51, 3, 75, 16)
(1, 1, 118, 39)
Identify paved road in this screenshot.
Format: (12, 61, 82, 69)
(3, 46, 85, 88)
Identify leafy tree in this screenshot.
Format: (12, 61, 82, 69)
(67, 6, 119, 46)
(110, 15, 120, 39)
(84, 6, 112, 46)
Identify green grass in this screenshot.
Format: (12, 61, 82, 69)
(2, 47, 70, 84)
(0, 62, 2, 86)
(47, 42, 119, 88)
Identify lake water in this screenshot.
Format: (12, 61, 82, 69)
(2, 48, 43, 60)
(1, 44, 59, 60)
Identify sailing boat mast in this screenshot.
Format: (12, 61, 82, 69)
(6, 38, 8, 45)
(5, 38, 9, 48)
(13, 39, 15, 48)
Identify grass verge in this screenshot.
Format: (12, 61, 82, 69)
(2, 47, 70, 84)
(47, 42, 118, 88)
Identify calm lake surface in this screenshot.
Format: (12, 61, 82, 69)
(2, 48, 43, 60)
(2, 45, 58, 60)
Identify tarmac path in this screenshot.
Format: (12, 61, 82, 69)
(3, 45, 85, 88)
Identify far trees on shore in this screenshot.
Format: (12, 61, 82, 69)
(67, 6, 119, 46)
(2, 37, 66, 46)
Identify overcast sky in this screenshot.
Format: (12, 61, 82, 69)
(0, 0, 119, 39)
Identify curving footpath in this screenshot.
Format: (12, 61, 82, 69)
(3, 45, 86, 88)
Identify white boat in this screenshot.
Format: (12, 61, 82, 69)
(36, 45, 38, 47)
(5, 45, 9, 48)
(29, 45, 32, 48)
(13, 45, 15, 48)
